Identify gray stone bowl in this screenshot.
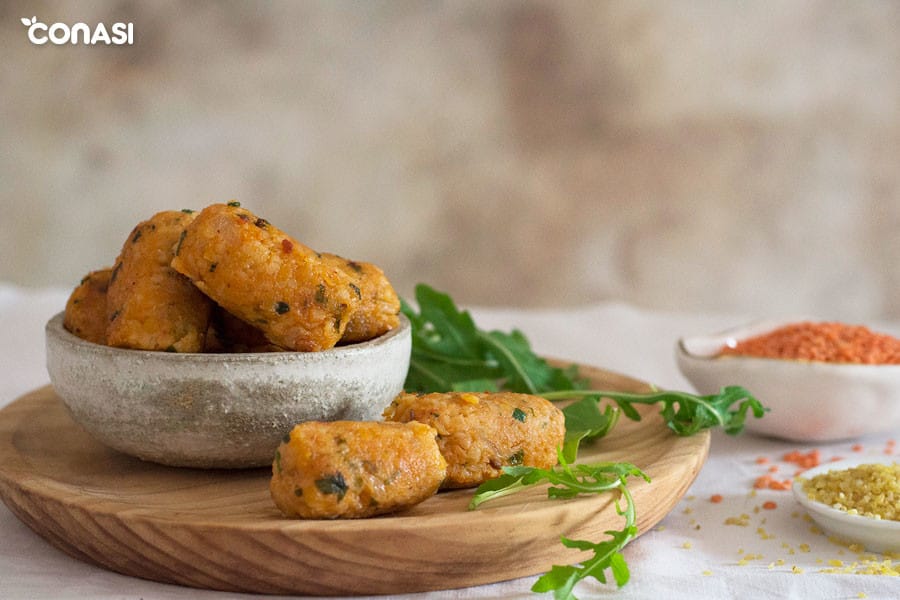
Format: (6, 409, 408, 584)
(45, 312, 411, 469)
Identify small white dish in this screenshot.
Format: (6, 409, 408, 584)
(45, 312, 411, 469)
(792, 457, 900, 554)
(676, 318, 900, 441)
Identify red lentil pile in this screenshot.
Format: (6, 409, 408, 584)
(719, 321, 900, 364)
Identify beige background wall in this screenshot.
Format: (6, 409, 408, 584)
(3, 1, 900, 320)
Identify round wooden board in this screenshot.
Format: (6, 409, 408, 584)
(0, 364, 709, 596)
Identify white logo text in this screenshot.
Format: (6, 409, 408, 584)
(21, 16, 133, 46)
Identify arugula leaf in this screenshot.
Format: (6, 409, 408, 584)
(470, 455, 648, 599)
(547, 386, 766, 442)
(402, 284, 584, 393)
(560, 396, 620, 463)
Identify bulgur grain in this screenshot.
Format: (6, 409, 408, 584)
(801, 462, 900, 521)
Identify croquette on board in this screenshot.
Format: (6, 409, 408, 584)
(270, 420, 447, 519)
(383, 391, 565, 489)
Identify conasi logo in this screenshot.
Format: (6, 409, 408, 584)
(21, 16, 134, 45)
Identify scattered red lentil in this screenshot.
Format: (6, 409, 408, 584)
(755, 457, 769, 465)
(783, 449, 821, 470)
(718, 321, 900, 364)
(851, 444, 863, 452)
(754, 474, 792, 491)
(762, 501, 778, 510)
(710, 494, 723, 503)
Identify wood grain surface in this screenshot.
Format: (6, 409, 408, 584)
(0, 364, 709, 595)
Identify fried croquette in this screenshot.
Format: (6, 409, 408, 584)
(63, 268, 112, 344)
(383, 391, 565, 489)
(106, 210, 212, 352)
(270, 420, 447, 519)
(322, 253, 401, 344)
(171, 203, 361, 352)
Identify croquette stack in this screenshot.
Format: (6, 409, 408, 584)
(63, 202, 401, 353)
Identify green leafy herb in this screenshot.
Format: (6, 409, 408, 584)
(174, 230, 187, 256)
(315, 473, 348, 501)
(469, 455, 648, 599)
(559, 396, 620, 463)
(315, 284, 327, 305)
(547, 386, 766, 441)
(401, 284, 584, 394)
(512, 407, 527, 422)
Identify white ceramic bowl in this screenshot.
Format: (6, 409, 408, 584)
(45, 312, 411, 469)
(792, 457, 900, 554)
(676, 318, 900, 441)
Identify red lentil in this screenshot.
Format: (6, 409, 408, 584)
(783, 450, 821, 470)
(762, 501, 778, 510)
(754, 474, 792, 491)
(719, 321, 900, 364)
(710, 494, 723, 503)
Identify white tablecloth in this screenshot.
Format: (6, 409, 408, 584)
(1, 283, 897, 599)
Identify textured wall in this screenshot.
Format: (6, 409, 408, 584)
(3, 1, 900, 319)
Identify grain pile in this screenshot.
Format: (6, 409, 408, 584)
(801, 463, 899, 521)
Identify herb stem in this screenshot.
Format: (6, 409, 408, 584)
(545, 386, 766, 438)
(544, 388, 726, 428)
